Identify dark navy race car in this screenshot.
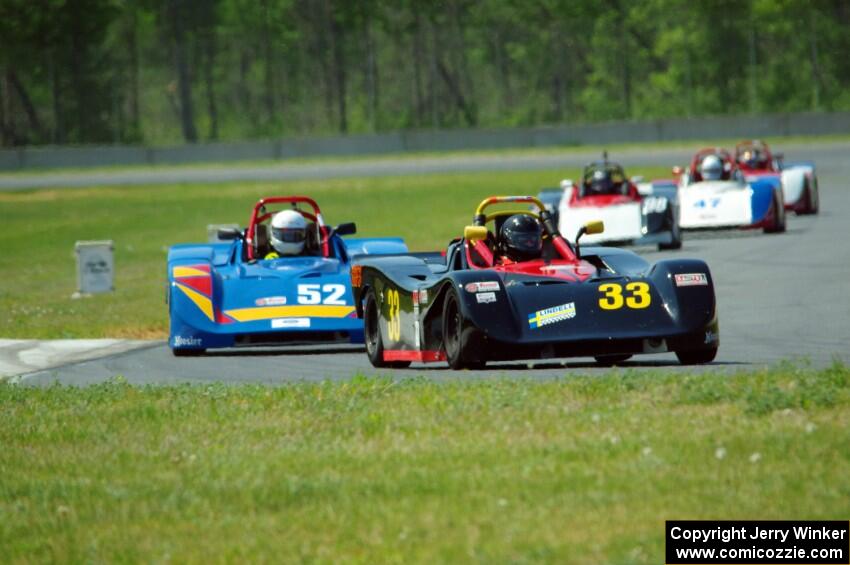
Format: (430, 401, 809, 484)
(351, 196, 718, 369)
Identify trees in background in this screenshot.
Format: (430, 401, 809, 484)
(0, 0, 848, 147)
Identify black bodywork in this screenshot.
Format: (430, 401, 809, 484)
(352, 241, 718, 369)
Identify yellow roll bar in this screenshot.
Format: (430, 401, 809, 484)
(475, 196, 546, 217)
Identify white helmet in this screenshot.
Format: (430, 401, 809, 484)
(700, 155, 723, 181)
(270, 210, 308, 255)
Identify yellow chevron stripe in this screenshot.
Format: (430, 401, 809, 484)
(175, 282, 214, 321)
(225, 305, 355, 322)
(173, 266, 209, 278)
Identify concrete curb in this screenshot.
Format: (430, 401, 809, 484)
(0, 339, 161, 382)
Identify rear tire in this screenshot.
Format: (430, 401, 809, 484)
(364, 290, 411, 369)
(675, 348, 717, 365)
(594, 354, 632, 366)
(442, 290, 486, 370)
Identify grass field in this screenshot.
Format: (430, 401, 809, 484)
(0, 167, 668, 339)
(1, 363, 848, 562)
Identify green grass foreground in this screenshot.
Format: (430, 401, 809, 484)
(0, 167, 668, 339)
(1, 364, 848, 563)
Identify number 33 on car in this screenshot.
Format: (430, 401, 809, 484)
(351, 195, 719, 370)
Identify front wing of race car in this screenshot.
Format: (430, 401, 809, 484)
(678, 178, 781, 230)
(168, 259, 364, 352)
(442, 259, 717, 361)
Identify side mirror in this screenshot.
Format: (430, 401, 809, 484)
(216, 227, 241, 241)
(464, 225, 488, 242)
(574, 220, 604, 259)
(671, 166, 683, 176)
(335, 222, 357, 236)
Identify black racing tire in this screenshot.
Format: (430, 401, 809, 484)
(658, 204, 682, 251)
(172, 348, 205, 357)
(675, 347, 718, 365)
(594, 354, 633, 366)
(658, 209, 682, 250)
(442, 290, 486, 370)
(764, 191, 786, 233)
(364, 289, 411, 369)
(799, 177, 819, 215)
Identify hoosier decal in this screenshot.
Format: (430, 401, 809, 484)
(674, 273, 708, 287)
(528, 302, 576, 329)
(465, 281, 500, 293)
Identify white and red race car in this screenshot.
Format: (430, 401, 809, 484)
(538, 158, 682, 251)
(735, 140, 819, 215)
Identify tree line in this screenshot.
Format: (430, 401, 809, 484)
(1, 0, 848, 147)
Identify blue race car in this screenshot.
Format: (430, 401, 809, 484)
(167, 195, 407, 355)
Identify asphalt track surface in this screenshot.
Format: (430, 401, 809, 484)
(2, 140, 846, 191)
(16, 142, 850, 385)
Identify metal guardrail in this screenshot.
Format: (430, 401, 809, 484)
(1, 111, 848, 171)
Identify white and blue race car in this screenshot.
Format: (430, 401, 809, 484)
(675, 148, 786, 234)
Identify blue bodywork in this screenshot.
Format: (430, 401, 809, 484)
(749, 177, 779, 222)
(167, 233, 407, 352)
(748, 176, 782, 223)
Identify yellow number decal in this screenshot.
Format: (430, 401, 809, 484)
(387, 289, 401, 341)
(598, 283, 624, 310)
(625, 282, 651, 309)
(598, 282, 652, 310)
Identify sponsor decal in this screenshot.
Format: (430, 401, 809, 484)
(419, 289, 429, 305)
(255, 296, 287, 306)
(476, 291, 497, 304)
(528, 302, 576, 329)
(464, 281, 500, 293)
(174, 336, 202, 347)
(674, 273, 708, 287)
(412, 290, 419, 304)
(705, 330, 718, 344)
(271, 318, 311, 329)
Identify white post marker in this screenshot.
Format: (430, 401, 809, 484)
(74, 240, 114, 297)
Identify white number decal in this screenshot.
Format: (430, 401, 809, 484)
(642, 196, 667, 214)
(323, 284, 346, 305)
(297, 283, 347, 305)
(297, 284, 321, 304)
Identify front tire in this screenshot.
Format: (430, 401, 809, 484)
(658, 210, 682, 251)
(799, 177, 819, 215)
(764, 191, 786, 233)
(364, 290, 410, 369)
(675, 348, 717, 365)
(442, 290, 486, 370)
